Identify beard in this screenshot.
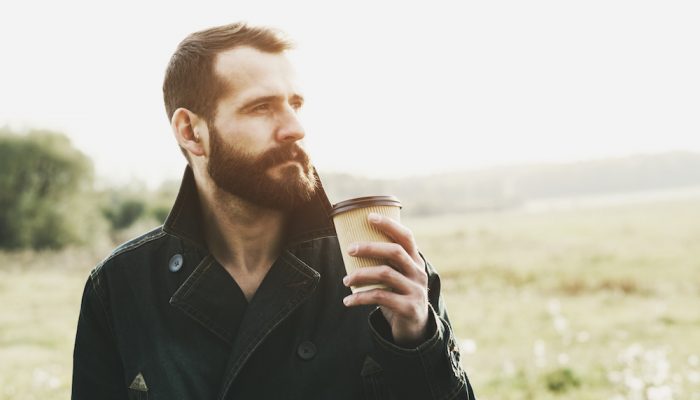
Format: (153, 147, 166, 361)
(206, 126, 319, 211)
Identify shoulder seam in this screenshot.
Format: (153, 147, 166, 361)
(91, 226, 168, 277)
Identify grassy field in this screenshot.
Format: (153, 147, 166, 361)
(1, 198, 699, 399)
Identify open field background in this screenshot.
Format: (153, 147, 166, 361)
(1, 197, 699, 399)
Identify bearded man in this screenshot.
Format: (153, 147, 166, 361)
(72, 22, 475, 400)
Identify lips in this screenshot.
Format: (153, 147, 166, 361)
(257, 143, 310, 174)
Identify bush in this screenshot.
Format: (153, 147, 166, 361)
(544, 368, 581, 393)
(99, 179, 177, 234)
(0, 128, 103, 249)
(103, 198, 147, 231)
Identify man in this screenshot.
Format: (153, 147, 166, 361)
(72, 22, 475, 399)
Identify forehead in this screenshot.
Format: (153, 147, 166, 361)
(213, 46, 299, 102)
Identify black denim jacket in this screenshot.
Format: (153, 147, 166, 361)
(72, 166, 475, 400)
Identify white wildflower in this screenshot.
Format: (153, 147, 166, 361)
(646, 385, 673, 400)
(557, 353, 570, 365)
(460, 339, 477, 354)
(619, 343, 643, 364)
(576, 331, 590, 343)
(534, 339, 546, 367)
(32, 367, 61, 390)
(615, 330, 630, 340)
(642, 349, 669, 385)
(624, 375, 644, 392)
(502, 359, 516, 376)
(553, 316, 568, 333)
(547, 298, 561, 316)
(608, 371, 622, 383)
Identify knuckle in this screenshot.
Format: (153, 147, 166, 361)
(417, 269, 429, 285)
(410, 282, 428, 300)
(379, 266, 393, 280)
(420, 286, 429, 301)
(407, 302, 421, 317)
(411, 304, 422, 315)
(391, 244, 403, 258)
(374, 289, 388, 302)
(404, 227, 415, 241)
(412, 281, 427, 297)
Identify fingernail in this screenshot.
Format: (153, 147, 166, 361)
(368, 213, 381, 223)
(343, 296, 351, 305)
(347, 244, 358, 255)
(342, 276, 349, 285)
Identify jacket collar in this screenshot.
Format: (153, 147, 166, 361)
(162, 165, 336, 251)
(165, 165, 333, 397)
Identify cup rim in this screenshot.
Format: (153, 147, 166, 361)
(330, 195, 402, 218)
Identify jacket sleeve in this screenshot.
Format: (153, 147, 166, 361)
(72, 274, 128, 400)
(367, 253, 476, 400)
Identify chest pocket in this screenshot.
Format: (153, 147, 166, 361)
(361, 356, 395, 400)
(127, 372, 149, 400)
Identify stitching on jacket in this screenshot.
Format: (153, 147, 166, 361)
(181, 258, 213, 298)
(87, 228, 166, 343)
(444, 379, 467, 400)
(169, 256, 236, 344)
(91, 227, 166, 276)
(286, 230, 337, 248)
(369, 304, 443, 357)
(282, 252, 321, 280)
(171, 301, 233, 345)
(169, 191, 185, 228)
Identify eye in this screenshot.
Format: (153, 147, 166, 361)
(251, 103, 271, 113)
(290, 100, 304, 111)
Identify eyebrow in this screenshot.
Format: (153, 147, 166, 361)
(239, 94, 305, 110)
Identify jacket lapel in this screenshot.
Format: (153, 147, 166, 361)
(169, 255, 248, 345)
(217, 250, 320, 400)
(162, 165, 336, 399)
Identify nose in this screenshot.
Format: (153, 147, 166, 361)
(276, 104, 306, 143)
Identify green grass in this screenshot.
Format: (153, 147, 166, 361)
(2, 199, 700, 399)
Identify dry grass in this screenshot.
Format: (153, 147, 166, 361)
(1, 200, 700, 399)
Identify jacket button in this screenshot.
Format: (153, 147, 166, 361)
(297, 341, 317, 361)
(169, 254, 184, 272)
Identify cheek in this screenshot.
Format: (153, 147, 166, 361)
(216, 119, 271, 155)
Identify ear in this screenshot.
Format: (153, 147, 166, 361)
(171, 108, 207, 158)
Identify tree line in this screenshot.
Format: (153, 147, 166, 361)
(0, 127, 175, 250)
(5, 126, 699, 249)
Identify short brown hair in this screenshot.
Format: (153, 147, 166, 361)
(163, 22, 293, 124)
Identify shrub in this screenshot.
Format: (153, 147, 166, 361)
(0, 128, 102, 249)
(544, 368, 581, 393)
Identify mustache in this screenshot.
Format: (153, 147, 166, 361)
(257, 143, 310, 169)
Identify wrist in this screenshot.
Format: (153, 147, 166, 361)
(393, 314, 430, 347)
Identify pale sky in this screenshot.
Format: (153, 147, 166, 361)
(2, 0, 699, 187)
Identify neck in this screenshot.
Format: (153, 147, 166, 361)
(196, 176, 287, 274)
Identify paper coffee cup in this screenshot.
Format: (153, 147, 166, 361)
(330, 196, 402, 293)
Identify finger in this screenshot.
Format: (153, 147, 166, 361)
(367, 213, 420, 261)
(348, 242, 416, 278)
(343, 287, 413, 316)
(344, 265, 417, 294)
